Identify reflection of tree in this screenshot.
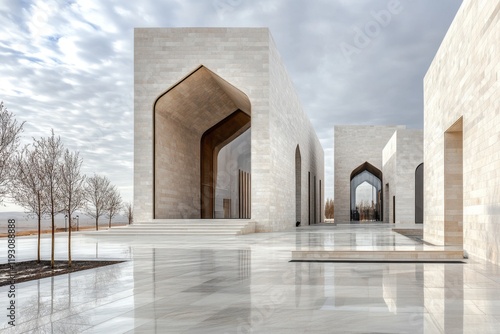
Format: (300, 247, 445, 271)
(358, 200, 377, 221)
(91, 263, 122, 298)
(16, 276, 90, 332)
(9, 263, 124, 332)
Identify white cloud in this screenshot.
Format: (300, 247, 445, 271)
(0, 0, 462, 212)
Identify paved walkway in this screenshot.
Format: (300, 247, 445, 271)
(1, 224, 500, 333)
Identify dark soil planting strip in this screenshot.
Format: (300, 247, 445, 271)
(0, 260, 124, 286)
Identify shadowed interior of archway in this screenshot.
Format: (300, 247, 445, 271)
(201, 111, 250, 218)
(350, 162, 383, 221)
(153, 65, 251, 219)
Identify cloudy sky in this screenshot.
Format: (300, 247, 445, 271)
(0, 0, 462, 212)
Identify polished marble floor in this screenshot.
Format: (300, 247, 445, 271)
(1, 224, 500, 333)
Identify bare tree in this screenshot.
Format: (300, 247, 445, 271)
(84, 174, 111, 231)
(124, 202, 133, 225)
(60, 149, 85, 267)
(36, 130, 64, 268)
(0, 101, 24, 203)
(325, 198, 334, 219)
(11, 145, 46, 262)
(105, 185, 122, 228)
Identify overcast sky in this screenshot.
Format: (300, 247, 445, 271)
(0, 0, 462, 212)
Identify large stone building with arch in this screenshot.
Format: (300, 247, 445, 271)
(423, 0, 499, 264)
(334, 125, 423, 224)
(134, 28, 324, 232)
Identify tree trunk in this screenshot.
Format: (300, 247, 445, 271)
(68, 209, 72, 267)
(95, 216, 98, 231)
(37, 194, 41, 263)
(51, 186, 55, 269)
(108, 216, 111, 229)
(51, 211, 55, 269)
(68, 193, 72, 267)
(37, 214, 41, 263)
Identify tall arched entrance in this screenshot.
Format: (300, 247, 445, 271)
(295, 145, 301, 225)
(153, 65, 251, 219)
(415, 163, 424, 224)
(201, 111, 251, 218)
(350, 162, 383, 221)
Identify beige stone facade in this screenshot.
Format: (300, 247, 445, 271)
(423, 1, 500, 263)
(382, 129, 423, 224)
(334, 125, 404, 223)
(134, 28, 324, 232)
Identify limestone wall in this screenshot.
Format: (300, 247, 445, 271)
(135, 28, 270, 222)
(266, 33, 324, 231)
(423, 0, 500, 263)
(395, 130, 423, 224)
(382, 132, 397, 224)
(134, 28, 324, 231)
(383, 130, 423, 224)
(334, 125, 404, 223)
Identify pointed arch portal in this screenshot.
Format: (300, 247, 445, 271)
(295, 145, 301, 225)
(415, 163, 424, 224)
(350, 162, 383, 221)
(153, 65, 251, 219)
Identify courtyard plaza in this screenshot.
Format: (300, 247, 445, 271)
(2, 224, 500, 333)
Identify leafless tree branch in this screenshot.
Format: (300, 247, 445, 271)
(84, 174, 111, 231)
(0, 101, 24, 203)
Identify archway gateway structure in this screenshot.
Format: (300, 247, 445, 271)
(154, 65, 251, 220)
(334, 125, 404, 223)
(134, 28, 324, 232)
(334, 125, 423, 224)
(350, 162, 382, 221)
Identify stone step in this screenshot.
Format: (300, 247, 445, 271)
(291, 250, 465, 262)
(85, 231, 240, 236)
(126, 224, 251, 228)
(107, 228, 247, 233)
(135, 219, 254, 224)
(82, 220, 256, 236)
(112, 225, 244, 231)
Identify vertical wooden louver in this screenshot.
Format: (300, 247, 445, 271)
(239, 170, 251, 218)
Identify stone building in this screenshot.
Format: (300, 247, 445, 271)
(334, 125, 423, 224)
(134, 28, 324, 232)
(382, 129, 424, 224)
(423, 1, 500, 264)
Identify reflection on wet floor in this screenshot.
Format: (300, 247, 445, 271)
(1, 224, 500, 333)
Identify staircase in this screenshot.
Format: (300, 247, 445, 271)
(83, 219, 256, 236)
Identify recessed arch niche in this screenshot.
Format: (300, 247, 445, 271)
(415, 163, 424, 224)
(350, 161, 383, 221)
(153, 65, 251, 219)
(295, 145, 301, 225)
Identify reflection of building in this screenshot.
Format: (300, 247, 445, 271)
(334, 126, 423, 224)
(214, 129, 251, 219)
(134, 28, 324, 232)
(423, 1, 499, 264)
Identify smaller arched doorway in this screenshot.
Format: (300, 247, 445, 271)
(295, 146, 301, 226)
(350, 162, 383, 222)
(415, 163, 424, 224)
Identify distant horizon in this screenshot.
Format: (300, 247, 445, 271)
(0, 210, 127, 223)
